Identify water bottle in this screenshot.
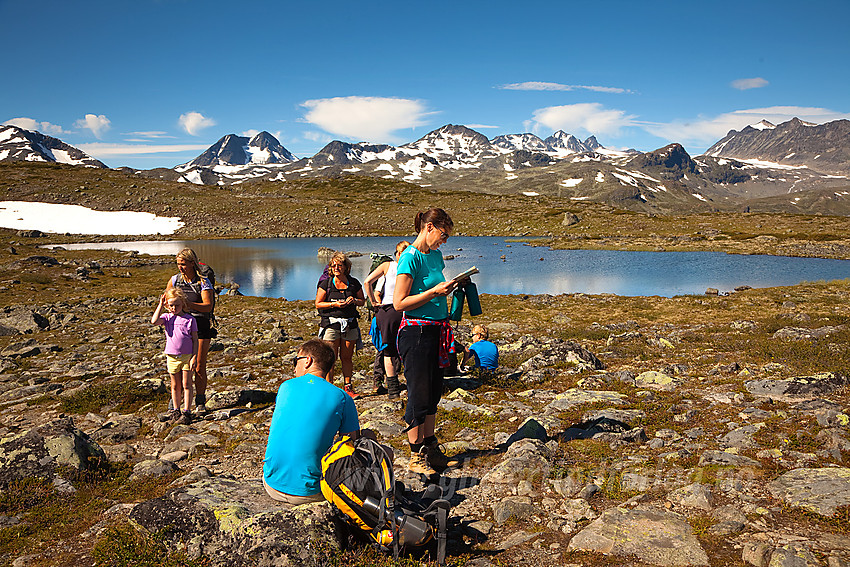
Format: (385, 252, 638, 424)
(363, 497, 432, 547)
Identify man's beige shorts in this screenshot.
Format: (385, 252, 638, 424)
(166, 353, 193, 374)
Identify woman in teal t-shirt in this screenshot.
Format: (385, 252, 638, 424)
(393, 207, 459, 477)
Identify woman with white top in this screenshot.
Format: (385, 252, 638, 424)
(364, 240, 410, 399)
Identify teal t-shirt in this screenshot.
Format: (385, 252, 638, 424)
(395, 246, 448, 321)
(263, 373, 359, 496)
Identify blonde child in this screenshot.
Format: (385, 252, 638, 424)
(152, 288, 198, 425)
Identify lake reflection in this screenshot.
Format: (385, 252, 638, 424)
(62, 237, 850, 299)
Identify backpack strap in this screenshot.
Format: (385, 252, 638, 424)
(436, 504, 448, 565)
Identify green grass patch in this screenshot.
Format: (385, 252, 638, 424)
(92, 522, 211, 567)
(59, 380, 161, 414)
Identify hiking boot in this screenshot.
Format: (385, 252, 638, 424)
(372, 384, 388, 395)
(177, 411, 192, 425)
(344, 383, 360, 399)
(195, 404, 207, 416)
(426, 440, 459, 471)
(409, 448, 437, 476)
(386, 375, 401, 400)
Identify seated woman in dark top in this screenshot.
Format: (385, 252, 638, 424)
(315, 251, 365, 398)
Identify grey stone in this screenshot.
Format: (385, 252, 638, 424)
(768, 545, 819, 566)
(0, 417, 106, 485)
(745, 372, 849, 401)
(768, 467, 850, 516)
(519, 341, 604, 373)
(492, 496, 534, 525)
(720, 424, 764, 450)
(496, 530, 539, 550)
(89, 415, 142, 444)
(698, 450, 761, 468)
(743, 542, 773, 567)
(667, 483, 715, 511)
(162, 433, 220, 457)
(773, 326, 842, 340)
(0, 307, 50, 335)
(207, 389, 276, 411)
(130, 459, 180, 480)
(481, 439, 551, 486)
(568, 505, 709, 566)
(129, 477, 342, 566)
(635, 371, 680, 391)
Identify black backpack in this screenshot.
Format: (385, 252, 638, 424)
(321, 435, 451, 564)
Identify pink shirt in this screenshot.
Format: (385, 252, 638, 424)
(159, 312, 197, 355)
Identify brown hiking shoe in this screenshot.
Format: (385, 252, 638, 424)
(409, 448, 437, 476)
(177, 411, 192, 425)
(426, 441, 459, 471)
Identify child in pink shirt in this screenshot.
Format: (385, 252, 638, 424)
(151, 288, 198, 424)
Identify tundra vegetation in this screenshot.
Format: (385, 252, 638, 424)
(0, 162, 848, 566)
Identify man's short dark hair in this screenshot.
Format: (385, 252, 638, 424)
(299, 339, 336, 373)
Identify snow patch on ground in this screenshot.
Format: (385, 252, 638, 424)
(560, 178, 583, 187)
(739, 158, 808, 170)
(0, 201, 184, 235)
(522, 191, 539, 196)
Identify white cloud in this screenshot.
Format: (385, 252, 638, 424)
(76, 143, 210, 157)
(465, 123, 499, 129)
(74, 114, 111, 138)
(642, 106, 850, 147)
(731, 77, 769, 90)
(124, 131, 173, 139)
(4, 117, 68, 135)
(501, 81, 631, 94)
(530, 103, 637, 137)
(300, 96, 434, 142)
(178, 111, 216, 136)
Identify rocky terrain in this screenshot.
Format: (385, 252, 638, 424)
(0, 228, 849, 567)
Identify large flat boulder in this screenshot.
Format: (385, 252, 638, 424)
(568, 506, 709, 566)
(129, 477, 343, 566)
(768, 467, 850, 517)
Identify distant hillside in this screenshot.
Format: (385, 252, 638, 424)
(0, 125, 106, 168)
(704, 118, 850, 175)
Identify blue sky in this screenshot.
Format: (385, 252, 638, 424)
(3, 0, 849, 169)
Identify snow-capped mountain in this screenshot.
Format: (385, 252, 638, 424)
(490, 133, 549, 153)
(704, 117, 850, 174)
(399, 124, 502, 168)
(176, 131, 295, 172)
(0, 125, 106, 168)
(544, 130, 595, 155)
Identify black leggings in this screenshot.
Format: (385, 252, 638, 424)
(397, 324, 443, 427)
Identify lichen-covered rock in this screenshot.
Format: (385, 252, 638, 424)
(129, 477, 343, 566)
(768, 467, 850, 517)
(0, 417, 106, 486)
(635, 371, 680, 391)
(745, 373, 849, 401)
(544, 389, 626, 413)
(568, 505, 709, 566)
